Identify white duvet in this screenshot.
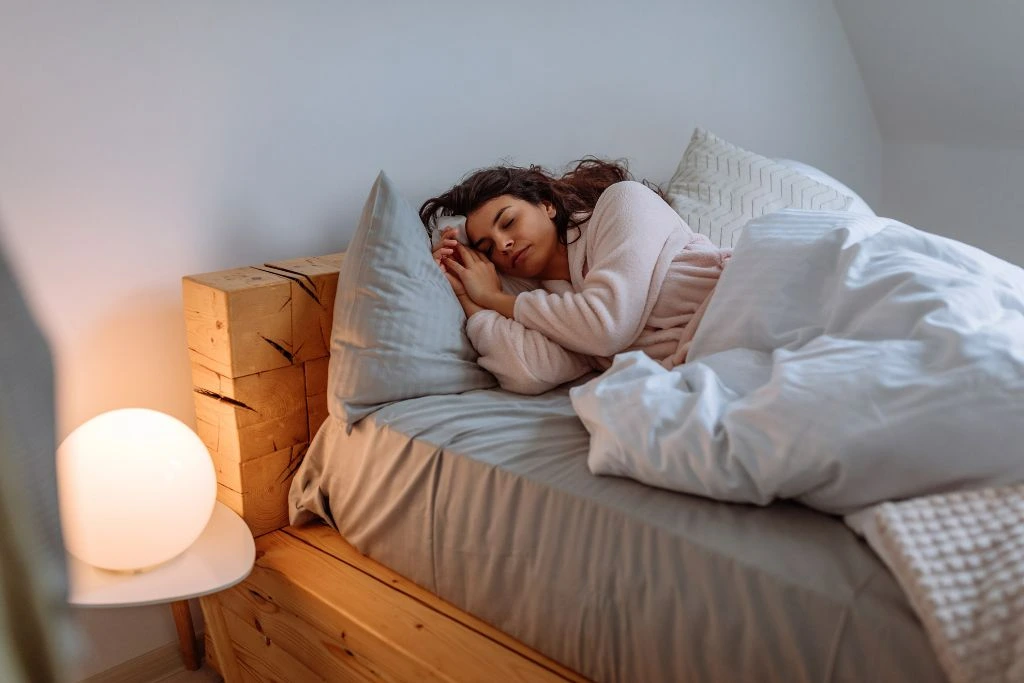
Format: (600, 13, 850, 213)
(573, 209, 1024, 514)
(571, 209, 1024, 681)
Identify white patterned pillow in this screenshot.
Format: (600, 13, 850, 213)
(773, 158, 875, 217)
(666, 128, 854, 247)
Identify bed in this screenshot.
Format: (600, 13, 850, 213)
(181, 250, 947, 682)
(179, 125, 1017, 680)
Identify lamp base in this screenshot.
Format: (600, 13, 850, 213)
(73, 549, 186, 575)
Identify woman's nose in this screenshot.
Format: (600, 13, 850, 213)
(501, 238, 514, 253)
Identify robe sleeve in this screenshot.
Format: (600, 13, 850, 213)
(466, 310, 593, 395)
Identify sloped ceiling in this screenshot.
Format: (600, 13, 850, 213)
(833, 0, 1024, 146)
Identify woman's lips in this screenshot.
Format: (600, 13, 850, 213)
(512, 246, 529, 269)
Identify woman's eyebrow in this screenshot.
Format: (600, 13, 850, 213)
(492, 206, 510, 226)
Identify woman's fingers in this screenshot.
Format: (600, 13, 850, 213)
(432, 237, 459, 266)
(455, 243, 480, 263)
(442, 267, 467, 297)
(432, 243, 456, 270)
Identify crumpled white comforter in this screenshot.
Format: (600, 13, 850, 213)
(573, 209, 1024, 515)
(570, 209, 1024, 682)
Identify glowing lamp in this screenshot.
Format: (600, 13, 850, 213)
(57, 408, 216, 572)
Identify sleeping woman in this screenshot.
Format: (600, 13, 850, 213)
(420, 159, 732, 395)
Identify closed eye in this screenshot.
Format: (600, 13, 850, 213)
(472, 216, 513, 259)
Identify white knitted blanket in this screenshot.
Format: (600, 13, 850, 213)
(869, 485, 1024, 683)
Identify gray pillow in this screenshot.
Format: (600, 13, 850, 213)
(329, 172, 496, 425)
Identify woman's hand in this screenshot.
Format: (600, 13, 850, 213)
(433, 228, 466, 297)
(456, 292, 485, 318)
(444, 244, 502, 304)
(432, 228, 459, 268)
(443, 270, 468, 300)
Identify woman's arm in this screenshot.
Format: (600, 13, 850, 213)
(466, 310, 593, 395)
(455, 293, 485, 317)
(477, 291, 516, 319)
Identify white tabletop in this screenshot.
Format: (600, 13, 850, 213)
(68, 501, 256, 608)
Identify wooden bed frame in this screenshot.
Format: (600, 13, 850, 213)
(182, 255, 588, 682)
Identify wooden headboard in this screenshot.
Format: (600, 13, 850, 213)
(182, 253, 344, 537)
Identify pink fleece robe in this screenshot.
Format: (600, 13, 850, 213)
(466, 181, 731, 394)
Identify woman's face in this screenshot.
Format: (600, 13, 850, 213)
(465, 195, 561, 279)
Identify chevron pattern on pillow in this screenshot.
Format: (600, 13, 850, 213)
(666, 128, 853, 247)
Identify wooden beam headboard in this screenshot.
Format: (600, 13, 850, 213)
(182, 253, 344, 537)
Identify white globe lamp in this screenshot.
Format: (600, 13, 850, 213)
(57, 408, 217, 572)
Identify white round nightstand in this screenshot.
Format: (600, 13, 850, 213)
(68, 501, 255, 670)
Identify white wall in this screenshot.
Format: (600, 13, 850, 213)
(0, 0, 878, 677)
(879, 141, 1024, 267)
(832, 0, 1024, 147)
(832, 0, 1024, 265)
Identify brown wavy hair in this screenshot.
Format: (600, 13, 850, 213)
(419, 157, 663, 245)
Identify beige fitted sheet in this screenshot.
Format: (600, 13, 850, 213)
(290, 384, 945, 683)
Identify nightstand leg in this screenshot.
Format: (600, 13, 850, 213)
(171, 600, 200, 670)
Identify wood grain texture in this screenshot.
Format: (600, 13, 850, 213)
(216, 576, 377, 682)
(200, 594, 243, 682)
(203, 527, 585, 683)
(184, 253, 342, 536)
(285, 525, 588, 683)
(171, 600, 199, 671)
(205, 632, 220, 676)
(221, 607, 324, 683)
(191, 363, 308, 463)
(185, 252, 589, 682)
(264, 253, 344, 364)
(183, 268, 294, 379)
(189, 358, 309, 536)
(216, 480, 292, 539)
(303, 356, 330, 439)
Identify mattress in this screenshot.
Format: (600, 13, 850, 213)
(289, 383, 946, 683)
